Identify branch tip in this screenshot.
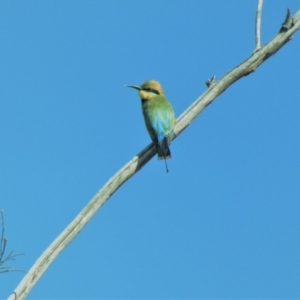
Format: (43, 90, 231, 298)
(280, 8, 294, 32)
(205, 75, 216, 88)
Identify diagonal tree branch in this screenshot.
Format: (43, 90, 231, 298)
(8, 8, 300, 300)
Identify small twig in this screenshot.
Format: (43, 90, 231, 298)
(0, 251, 24, 266)
(0, 209, 6, 262)
(255, 0, 263, 51)
(280, 8, 294, 33)
(205, 75, 216, 88)
(0, 209, 25, 274)
(0, 266, 27, 274)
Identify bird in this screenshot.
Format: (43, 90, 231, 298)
(126, 80, 175, 172)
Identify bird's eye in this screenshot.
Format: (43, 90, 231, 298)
(143, 88, 160, 95)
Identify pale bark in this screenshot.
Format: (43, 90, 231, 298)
(255, 0, 263, 51)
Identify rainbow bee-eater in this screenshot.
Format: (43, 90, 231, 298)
(126, 80, 175, 172)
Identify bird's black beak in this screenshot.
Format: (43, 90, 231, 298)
(126, 85, 141, 90)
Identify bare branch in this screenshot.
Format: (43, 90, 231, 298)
(0, 266, 27, 274)
(0, 209, 6, 262)
(255, 0, 263, 51)
(0, 210, 25, 275)
(7, 8, 300, 300)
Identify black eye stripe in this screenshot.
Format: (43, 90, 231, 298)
(142, 88, 160, 95)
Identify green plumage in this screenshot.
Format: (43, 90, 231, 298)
(126, 80, 175, 171)
(142, 95, 175, 148)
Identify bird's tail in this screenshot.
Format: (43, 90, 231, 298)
(157, 137, 171, 160)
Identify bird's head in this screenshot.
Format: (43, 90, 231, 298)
(126, 80, 164, 100)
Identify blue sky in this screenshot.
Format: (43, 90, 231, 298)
(1, 1, 300, 299)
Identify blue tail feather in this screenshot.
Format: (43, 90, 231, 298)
(156, 137, 171, 160)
